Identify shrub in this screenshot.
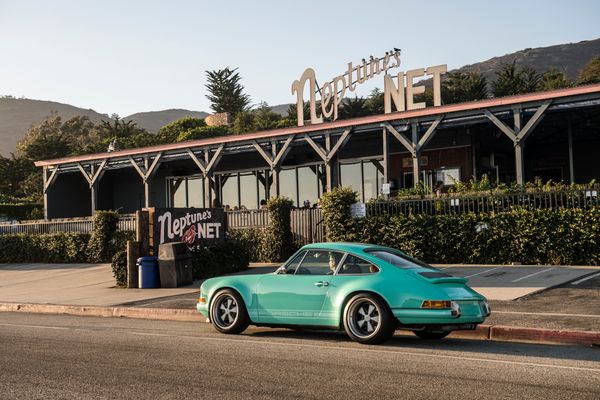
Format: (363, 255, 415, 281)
(321, 188, 600, 266)
(228, 227, 267, 262)
(111, 250, 127, 287)
(191, 240, 250, 280)
(261, 197, 296, 262)
(0, 232, 90, 263)
(0, 203, 43, 221)
(87, 210, 120, 262)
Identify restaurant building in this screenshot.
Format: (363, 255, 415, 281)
(35, 83, 600, 219)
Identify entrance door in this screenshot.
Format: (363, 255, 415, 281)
(256, 250, 345, 326)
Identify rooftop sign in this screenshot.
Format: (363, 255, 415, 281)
(291, 50, 447, 126)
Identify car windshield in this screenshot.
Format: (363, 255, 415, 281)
(365, 249, 439, 271)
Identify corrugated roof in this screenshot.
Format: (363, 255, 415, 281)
(35, 83, 600, 167)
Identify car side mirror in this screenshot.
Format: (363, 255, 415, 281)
(275, 266, 287, 274)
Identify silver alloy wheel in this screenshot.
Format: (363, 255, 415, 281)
(213, 295, 239, 329)
(347, 299, 381, 339)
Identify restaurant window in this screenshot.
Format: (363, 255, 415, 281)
(339, 160, 383, 202)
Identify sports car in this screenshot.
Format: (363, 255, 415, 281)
(196, 242, 490, 344)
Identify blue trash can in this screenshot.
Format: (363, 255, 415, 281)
(137, 256, 160, 289)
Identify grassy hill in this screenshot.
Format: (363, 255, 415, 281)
(1, 38, 598, 155)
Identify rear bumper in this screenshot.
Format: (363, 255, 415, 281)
(392, 299, 488, 325)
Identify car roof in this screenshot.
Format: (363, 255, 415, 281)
(300, 242, 385, 253)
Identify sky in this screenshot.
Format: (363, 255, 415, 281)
(1, 0, 599, 117)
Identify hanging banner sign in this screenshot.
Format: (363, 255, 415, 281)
(291, 49, 447, 126)
(154, 208, 226, 250)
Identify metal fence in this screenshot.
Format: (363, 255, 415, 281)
(227, 208, 325, 245)
(367, 189, 600, 217)
(0, 215, 137, 235)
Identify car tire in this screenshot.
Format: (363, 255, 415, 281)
(413, 330, 450, 340)
(343, 293, 395, 344)
(210, 289, 250, 334)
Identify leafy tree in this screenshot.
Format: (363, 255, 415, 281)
(541, 67, 573, 91)
(0, 154, 37, 199)
(232, 110, 256, 133)
(16, 114, 72, 161)
(365, 88, 384, 115)
(442, 71, 488, 103)
(205, 67, 251, 117)
(339, 96, 369, 119)
(577, 56, 600, 85)
(175, 126, 230, 142)
(252, 102, 282, 131)
(491, 61, 541, 97)
(156, 117, 206, 143)
(96, 114, 146, 139)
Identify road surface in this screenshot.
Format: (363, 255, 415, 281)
(0, 313, 599, 399)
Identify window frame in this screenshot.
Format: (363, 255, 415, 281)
(293, 249, 347, 276)
(336, 253, 380, 276)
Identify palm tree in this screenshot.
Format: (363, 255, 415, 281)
(442, 71, 488, 104)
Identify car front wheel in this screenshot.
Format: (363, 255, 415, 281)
(343, 293, 395, 344)
(210, 289, 250, 334)
(413, 330, 450, 340)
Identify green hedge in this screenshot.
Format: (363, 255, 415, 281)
(0, 232, 91, 263)
(191, 240, 250, 280)
(87, 210, 120, 262)
(321, 187, 600, 265)
(0, 203, 44, 221)
(227, 197, 298, 263)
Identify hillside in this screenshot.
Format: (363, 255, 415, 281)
(1, 38, 598, 155)
(456, 38, 600, 82)
(125, 109, 209, 134)
(0, 98, 109, 156)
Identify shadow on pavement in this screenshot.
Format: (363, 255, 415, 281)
(247, 328, 600, 363)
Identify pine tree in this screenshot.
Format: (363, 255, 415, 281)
(205, 67, 251, 117)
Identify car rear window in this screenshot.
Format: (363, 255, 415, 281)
(365, 249, 439, 271)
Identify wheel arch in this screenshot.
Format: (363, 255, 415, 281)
(337, 290, 392, 328)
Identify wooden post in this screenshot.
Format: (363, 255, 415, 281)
(127, 240, 140, 288)
(568, 118, 575, 183)
(412, 122, 420, 188)
(43, 166, 49, 220)
(136, 210, 150, 256)
(513, 108, 524, 184)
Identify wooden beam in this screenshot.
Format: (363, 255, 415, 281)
(44, 166, 60, 193)
(326, 128, 352, 161)
(384, 123, 415, 156)
(128, 156, 146, 179)
(90, 159, 107, 186)
(416, 115, 444, 151)
(186, 149, 206, 174)
(272, 136, 293, 166)
(484, 110, 516, 141)
(145, 152, 163, 179)
(252, 141, 274, 166)
(516, 101, 551, 142)
(205, 144, 224, 173)
(303, 134, 328, 161)
(76, 163, 93, 185)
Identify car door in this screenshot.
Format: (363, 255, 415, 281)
(256, 250, 345, 326)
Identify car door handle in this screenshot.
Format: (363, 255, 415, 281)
(314, 281, 329, 287)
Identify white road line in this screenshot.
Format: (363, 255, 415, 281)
(571, 271, 600, 285)
(3, 321, 599, 372)
(493, 310, 600, 318)
(463, 266, 504, 279)
(126, 331, 600, 373)
(511, 268, 554, 283)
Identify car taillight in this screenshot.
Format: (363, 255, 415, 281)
(421, 300, 461, 318)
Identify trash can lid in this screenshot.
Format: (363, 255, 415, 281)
(137, 256, 158, 262)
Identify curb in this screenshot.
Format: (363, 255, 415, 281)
(2, 302, 599, 347)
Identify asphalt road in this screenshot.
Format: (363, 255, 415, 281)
(1, 313, 599, 399)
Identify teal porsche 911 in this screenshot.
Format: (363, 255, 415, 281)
(196, 242, 490, 344)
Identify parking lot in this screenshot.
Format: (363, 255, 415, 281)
(438, 265, 599, 300)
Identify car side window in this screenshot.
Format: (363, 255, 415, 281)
(296, 250, 344, 275)
(282, 251, 306, 274)
(338, 254, 379, 275)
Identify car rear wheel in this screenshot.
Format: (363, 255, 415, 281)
(414, 330, 450, 340)
(343, 293, 395, 344)
(210, 289, 249, 334)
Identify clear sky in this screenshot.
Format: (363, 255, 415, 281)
(1, 0, 599, 117)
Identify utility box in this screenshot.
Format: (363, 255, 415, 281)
(158, 242, 193, 288)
